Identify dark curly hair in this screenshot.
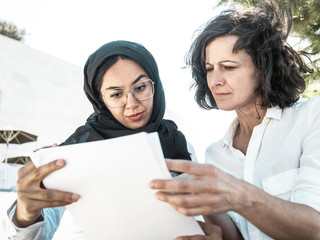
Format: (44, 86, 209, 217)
(186, 2, 313, 110)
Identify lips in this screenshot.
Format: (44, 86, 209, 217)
(127, 111, 144, 121)
(214, 92, 230, 96)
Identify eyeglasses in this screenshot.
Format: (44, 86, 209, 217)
(102, 79, 155, 108)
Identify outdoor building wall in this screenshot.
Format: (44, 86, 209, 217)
(0, 34, 93, 159)
(0, 34, 93, 239)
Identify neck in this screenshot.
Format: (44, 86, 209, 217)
(235, 104, 267, 135)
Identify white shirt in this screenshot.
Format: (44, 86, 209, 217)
(206, 97, 320, 240)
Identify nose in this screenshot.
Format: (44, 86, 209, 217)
(125, 91, 139, 108)
(207, 69, 224, 87)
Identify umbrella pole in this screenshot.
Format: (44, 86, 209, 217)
(4, 143, 8, 164)
(2, 142, 9, 189)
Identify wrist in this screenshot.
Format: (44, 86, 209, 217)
(13, 210, 43, 228)
(232, 180, 256, 214)
(235, 180, 270, 218)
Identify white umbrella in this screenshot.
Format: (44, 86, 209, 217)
(2, 155, 31, 165)
(0, 127, 38, 145)
(0, 126, 37, 191)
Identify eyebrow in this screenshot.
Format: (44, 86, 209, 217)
(106, 74, 148, 90)
(206, 60, 239, 66)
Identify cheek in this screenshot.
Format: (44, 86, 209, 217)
(108, 108, 123, 121)
(147, 99, 154, 114)
(206, 78, 214, 96)
(206, 73, 212, 88)
(234, 77, 258, 101)
(145, 99, 154, 120)
(247, 71, 260, 96)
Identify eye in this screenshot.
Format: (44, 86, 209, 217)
(134, 83, 147, 92)
(224, 66, 236, 70)
(110, 90, 124, 98)
(206, 67, 214, 73)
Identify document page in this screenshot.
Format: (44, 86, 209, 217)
(31, 132, 203, 240)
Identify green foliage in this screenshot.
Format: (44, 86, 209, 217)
(218, 0, 258, 9)
(301, 81, 320, 99)
(287, 0, 320, 84)
(0, 20, 25, 42)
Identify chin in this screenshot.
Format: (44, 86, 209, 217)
(219, 108, 235, 111)
(126, 122, 146, 130)
(217, 104, 235, 111)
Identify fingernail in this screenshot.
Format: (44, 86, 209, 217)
(154, 192, 161, 200)
(72, 194, 80, 201)
(56, 159, 64, 167)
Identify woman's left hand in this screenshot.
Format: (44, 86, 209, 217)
(149, 160, 245, 216)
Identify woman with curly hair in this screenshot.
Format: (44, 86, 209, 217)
(150, 2, 320, 239)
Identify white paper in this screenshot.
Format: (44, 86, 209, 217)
(31, 132, 203, 240)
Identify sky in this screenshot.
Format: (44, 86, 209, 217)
(0, 0, 236, 161)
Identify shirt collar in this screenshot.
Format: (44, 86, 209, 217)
(222, 106, 282, 148)
(265, 105, 282, 120)
(222, 118, 239, 148)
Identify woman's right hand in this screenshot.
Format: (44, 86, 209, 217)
(13, 159, 79, 228)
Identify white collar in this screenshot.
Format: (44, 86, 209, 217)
(222, 106, 282, 148)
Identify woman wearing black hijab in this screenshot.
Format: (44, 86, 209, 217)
(62, 40, 192, 161)
(8, 41, 197, 240)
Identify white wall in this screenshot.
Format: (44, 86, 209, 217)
(0, 35, 93, 159)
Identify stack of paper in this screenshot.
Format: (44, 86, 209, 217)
(31, 132, 203, 240)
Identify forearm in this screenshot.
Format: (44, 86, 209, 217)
(7, 201, 65, 240)
(237, 182, 320, 240)
(204, 214, 244, 240)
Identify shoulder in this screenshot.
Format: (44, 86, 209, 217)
(303, 97, 320, 113)
(292, 97, 320, 110)
(206, 117, 237, 153)
(275, 97, 320, 137)
(206, 139, 225, 153)
(186, 141, 198, 162)
(61, 122, 103, 146)
(284, 97, 320, 120)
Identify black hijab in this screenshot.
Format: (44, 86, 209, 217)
(62, 40, 191, 161)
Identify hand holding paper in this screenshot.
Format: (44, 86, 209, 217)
(13, 159, 79, 228)
(30, 132, 203, 240)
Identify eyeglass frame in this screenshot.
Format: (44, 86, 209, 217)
(102, 79, 155, 108)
